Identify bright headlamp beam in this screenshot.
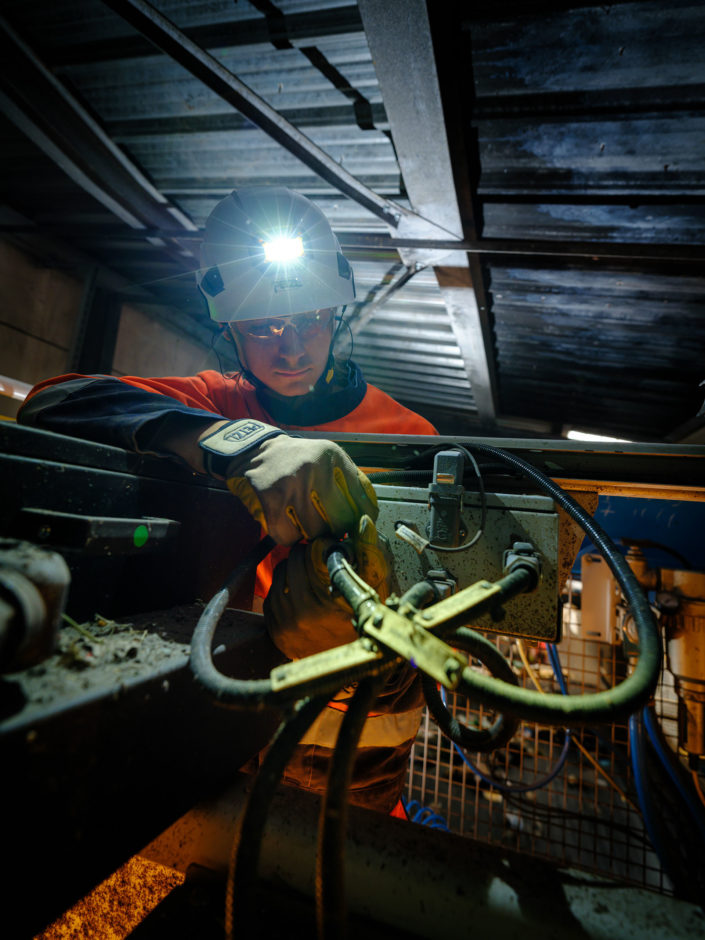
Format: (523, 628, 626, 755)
(263, 236, 304, 263)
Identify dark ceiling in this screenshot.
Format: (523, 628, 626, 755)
(2, 0, 704, 440)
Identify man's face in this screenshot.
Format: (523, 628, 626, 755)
(231, 308, 336, 397)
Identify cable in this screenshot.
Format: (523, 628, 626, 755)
(515, 638, 545, 695)
(520, 639, 638, 810)
(439, 683, 571, 793)
(642, 705, 705, 844)
(225, 693, 331, 940)
(435, 634, 570, 793)
(546, 643, 568, 695)
(501, 789, 654, 849)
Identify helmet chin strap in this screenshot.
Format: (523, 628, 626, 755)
(319, 307, 346, 387)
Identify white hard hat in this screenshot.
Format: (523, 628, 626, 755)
(197, 186, 356, 322)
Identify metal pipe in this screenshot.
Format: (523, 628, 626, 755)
(141, 774, 705, 940)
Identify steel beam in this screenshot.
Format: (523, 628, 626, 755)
(0, 17, 198, 265)
(4, 222, 703, 266)
(100, 0, 395, 229)
(100, 0, 463, 265)
(49, 4, 364, 67)
(357, 0, 498, 424)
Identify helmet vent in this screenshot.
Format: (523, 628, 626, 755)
(201, 266, 225, 297)
(337, 253, 352, 280)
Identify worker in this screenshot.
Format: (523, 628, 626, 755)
(18, 186, 438, 814)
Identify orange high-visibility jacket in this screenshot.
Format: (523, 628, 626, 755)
(20, 366, 438, 812)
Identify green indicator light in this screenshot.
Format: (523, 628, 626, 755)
(133, 524, 149, 548)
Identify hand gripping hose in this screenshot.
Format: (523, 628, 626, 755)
(192, 442, 661, 725)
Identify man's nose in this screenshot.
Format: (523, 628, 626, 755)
(278, 323, 306, 358)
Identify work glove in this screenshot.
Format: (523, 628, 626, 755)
(264, 515, 393, 660)
(199, 421, 378, 546)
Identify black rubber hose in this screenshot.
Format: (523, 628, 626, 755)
(422, 627, 520, 752)
(398, 580, 439, 610)
(225, 693, 331, 939)
(316, 674, 387, 940)
(327, 548, 378, 619)
(453, 443, 661, 725)
(190, 536, 279, 708)
(337, 444, 661, 726)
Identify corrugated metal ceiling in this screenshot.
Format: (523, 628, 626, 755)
(1, 0, 704, 439)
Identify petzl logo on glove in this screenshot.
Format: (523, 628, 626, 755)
(199, 419, 285, 470)
(223, 420, 266, 442)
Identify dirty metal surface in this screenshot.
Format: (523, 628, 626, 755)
(1, 604, 284, 938)
(375, 486, 560, 642)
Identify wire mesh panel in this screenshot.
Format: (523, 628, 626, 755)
(404, 598, 703, 896)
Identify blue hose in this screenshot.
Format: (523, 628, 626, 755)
(642, 706, 705, 845)
(629, 711, 677, 883)
(546, 642, 569, 694)
(440, 644, 572, 793)
(402, 796, 450, 831)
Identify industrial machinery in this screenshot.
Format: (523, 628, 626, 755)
(2, 421, 705, 938)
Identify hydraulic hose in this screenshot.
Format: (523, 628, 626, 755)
(439, 635, 571, 793)
(422, 627, 520, 752)
(316, 674, 386, 940)
(190, 536, 278, 708)
(336, 443, 661, 726)
(642, 705, 705, 845)
(629, 711, 681, 889)
(398, 580, 439, 611)
(226, 693, 331, 940)
(453, 443, 661, 725)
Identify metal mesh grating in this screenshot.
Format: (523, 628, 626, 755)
(404, 596, 701, 896)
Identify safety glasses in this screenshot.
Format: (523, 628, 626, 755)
(237, 307, 336, 341)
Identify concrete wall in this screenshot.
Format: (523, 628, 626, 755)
(113, 305, 216, 378)
(0, 241, 80, 416)
(0, 240, 214, 417)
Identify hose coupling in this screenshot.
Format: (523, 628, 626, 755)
(502, 541, 541, 592)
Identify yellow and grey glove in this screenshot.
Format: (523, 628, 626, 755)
(264, 515, 393, 660)
(199, 419, 378, 546)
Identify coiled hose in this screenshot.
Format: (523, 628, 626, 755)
(372, 443, 662, 727)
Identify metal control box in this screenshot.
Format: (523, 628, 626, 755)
(374, 485, 561, 642)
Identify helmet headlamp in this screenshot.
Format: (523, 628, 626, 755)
(263, 235, 304, 263)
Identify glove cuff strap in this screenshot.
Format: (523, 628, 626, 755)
(199, 419, 285, 476)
